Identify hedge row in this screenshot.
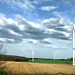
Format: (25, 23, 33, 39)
(0, 54, 28, 61)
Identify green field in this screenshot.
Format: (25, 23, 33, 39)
(27, 60, 73, 64)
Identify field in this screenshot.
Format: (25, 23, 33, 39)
(27, 59, 72, 64)
(0, 60, 75, 75)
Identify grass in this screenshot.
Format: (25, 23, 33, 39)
(0, 70, 8, 75)
(25, 59, 73, 64)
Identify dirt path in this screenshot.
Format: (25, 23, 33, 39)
(0, 61, 75, 75)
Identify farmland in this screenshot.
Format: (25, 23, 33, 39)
(27, 59, 72, 64)
(0, 61, 75, 75)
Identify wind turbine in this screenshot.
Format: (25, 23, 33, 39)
(56, 25, 75, 66)
(32, 47, 34, 61)
(53, 49, 55, 60)
(31, 41, 37, 61)
(53, 47, 67, 61)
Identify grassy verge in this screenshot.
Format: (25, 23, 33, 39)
(25, 59, 73, 64)
(0, 70, 8, 75)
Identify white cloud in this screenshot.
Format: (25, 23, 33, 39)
(42, 18, 65, 28)
(33, 1, 38, 4)
(28, 39, 38, 44)
(0, 17, 18, 27)
(9, 30, 22, 37)
(44, 44, 67, 49)
(0, 38, 6, 42)
(45, 28, 71, 40)
(42, 18, 73, 32)
(42, 17, 73, 40)
(7, 39, 15, 42)
(0, 0, 35, 10)
(33, 0, 54, 4)
(41, 6, 57, 11)
(62, 0, 73, 6)
(29, 5, 35, 9)
(45, 29, 56, 34)
(53, 11, 62, 17)
(44, 44, 57, 48)
(40, 38, 53, 44)
(0, 13, 6, 18)
(59, 40, 72, 45)
(0, 38, 15, 43)
(19, 25, 26, 31)
(0, 13, 72, 43)
(61, 32, 70, 37)
(66, 19, 74, 25)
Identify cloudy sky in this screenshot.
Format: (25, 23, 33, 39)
(0, 0, 75, 59)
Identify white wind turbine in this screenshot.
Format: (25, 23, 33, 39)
(32, 41, 37, 61)
(56, 25, 75, 66)
(53, 47, 67, 61)
(53, 49, 55, 60)
(32, 47, 34, 61)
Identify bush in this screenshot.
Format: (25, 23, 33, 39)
(0, 54, 29, 61)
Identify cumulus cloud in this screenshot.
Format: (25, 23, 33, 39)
(15, 14, 45, 40)
(45, 29, 70, 40)
(42, 17, 73, 40)
(0, 13, 72, 43)
(41, 6, 57, 11)
(42, 18, 73, 32)
(28, 40, 37, 44)
(0, 14, 45, 43)
(33, 1, 39, 4)
(40, 38, 53, 44)
(42, 18, 65, 28)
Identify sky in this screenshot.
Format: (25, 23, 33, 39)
(0, 0, 75, 59)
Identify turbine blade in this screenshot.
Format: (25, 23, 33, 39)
(56, 26, 75, 28)
(56, 27, 66, 28)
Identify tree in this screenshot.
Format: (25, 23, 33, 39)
(0, 42, 7, 66)
(0, 42, 7, 55)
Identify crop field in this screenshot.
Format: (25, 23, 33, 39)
(27, 59, 72, 64)
(0, 61, 75, 75)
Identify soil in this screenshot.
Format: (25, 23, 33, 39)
(0, 61, 75, 75)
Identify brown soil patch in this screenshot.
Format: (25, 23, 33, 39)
(0, 61, 75, 75)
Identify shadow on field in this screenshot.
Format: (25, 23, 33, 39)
(0, 61, 8, 75)
(0, 61, 6, 70)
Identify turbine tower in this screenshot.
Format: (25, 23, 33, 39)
(56, 26, 75, 66)
(73, 27, 75, 66)
(32, 41, 37, 61)
(53, 48, 66, 61)
(32, 47, 34, 61)
(54, 49, 55, 60)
